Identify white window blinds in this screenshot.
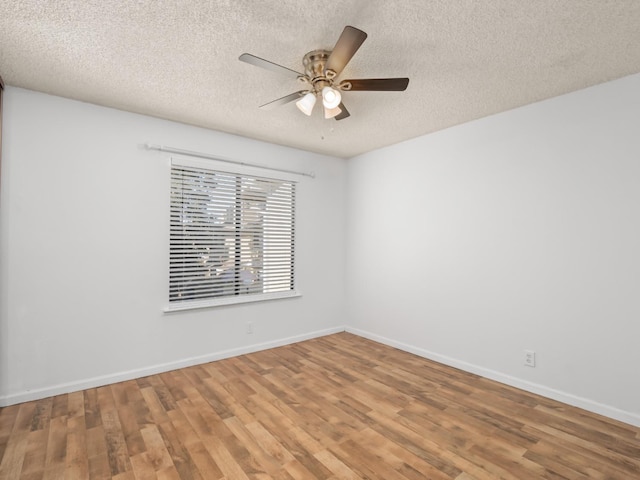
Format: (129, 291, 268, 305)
(170, 162, 296, 306)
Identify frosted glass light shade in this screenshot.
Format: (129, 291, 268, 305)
(322, 86, 341, 109)
(324, 105, 342, 119)
(296, 92, 316, 116)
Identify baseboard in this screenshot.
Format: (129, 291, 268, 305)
(5, 324, 639, 428)
(0, 326, 347, 407)
(346, 326, 640, 428)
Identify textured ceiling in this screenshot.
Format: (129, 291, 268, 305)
(2, 1, 640, 158)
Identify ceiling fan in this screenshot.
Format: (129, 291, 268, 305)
(239, 26, 409, 120)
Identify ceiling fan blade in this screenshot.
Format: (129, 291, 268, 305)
(259, 91, 307, 110)
(335, 103, 350, 121)
(239, 53, 304, 78)
(324, 26, 367, 77)
(342, 78, 410, 91)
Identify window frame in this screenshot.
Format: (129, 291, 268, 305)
(165, 156, 300, 312)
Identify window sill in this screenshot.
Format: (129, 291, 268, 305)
(164, 290, 302, 313)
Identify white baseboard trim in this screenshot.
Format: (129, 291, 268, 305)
(5, 325, 639, 428)
(0, 326, 346, 407)
(346, 326, 640, 428)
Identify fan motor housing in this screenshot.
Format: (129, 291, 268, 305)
(302, 50, 334, 92)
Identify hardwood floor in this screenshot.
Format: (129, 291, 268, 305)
(1, 333, 639, 479)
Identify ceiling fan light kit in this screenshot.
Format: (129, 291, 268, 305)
(321, 86, 341, 109)
(239, 26, 409, 121)
(324, 105, 343, 119)
(296, 92, 317, 116)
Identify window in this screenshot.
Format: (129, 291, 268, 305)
(169, 160, 296, 309)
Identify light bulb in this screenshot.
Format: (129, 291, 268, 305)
(296, 92, 316, 116)
(322, 86, 341, 109)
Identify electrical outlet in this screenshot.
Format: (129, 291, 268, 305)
(246, 321, 253, 334)
(524, 350, 536, 367)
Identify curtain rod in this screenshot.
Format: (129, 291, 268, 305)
(144, 143, 315, 179)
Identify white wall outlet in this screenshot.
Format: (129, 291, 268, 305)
(524, 350, 536, 367)
(246, 321, 253, 334)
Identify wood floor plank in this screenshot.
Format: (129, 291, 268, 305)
(146, 376, 178, 414)
(156, 421, 203, 480)
(65, 415, 89, 479)
(129, 452, 157, 480)
(140, 387, 171, 427)
(180, 440, 223, 480)
(1, 332, 639, 479)
(98, 386, 132, 477)
(359, 426, 454, 480)
(156, 466, 182, 480)
(177, 393, 251, 480)
(313, 449, 360, 480)
(523, 439, 607, 479)
(366, 408, 465, 477)
(140, 425, 174, 472)
(111, 382, 146, 458)
(523, 422, 640, 478)
(18, 429, 47, 480)
(222, 417, 284, 477)
(202, 377, 255, 425)
(84, 388, 103, 430)
(42, 415, 66, 479)
(329, 437, 410, 480)
(86, 424, 112, 479)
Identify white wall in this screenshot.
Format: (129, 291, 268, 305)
(346, 73, 640, 426)
(3, 75, 639, 428)
(0, 87, 347, 404)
